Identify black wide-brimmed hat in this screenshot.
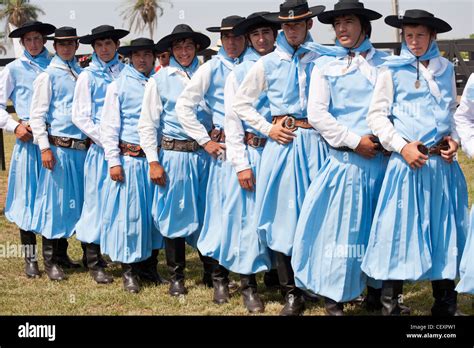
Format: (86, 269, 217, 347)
(9, 20, 56, 38)
(385, 9, 452, 33)
(263, 0, 325, 23)
(233, 11, 281, 36)
(156, 24, 211, 52)
(206, 15, 245, 33)
(79, 25, 129, 44)
(47, 27, 82, 41)
(318, 0, 382, 24)
(117, 38, 158, 56)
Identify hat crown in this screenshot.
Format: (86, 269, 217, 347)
(403, 9, 434, 19)
(130, 38, 155, 46)
(171, 24, 194, 35)
(334, 0, 365, 11)
(20, 20, 42, 28)
(91, 25, 116, 35)
(221, 15, 245, 28)
(54, 26, 77, 37)
(280, 0, 310, 16)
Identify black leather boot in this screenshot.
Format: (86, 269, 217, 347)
(240, 274, 264, 313)
(42, 237, 66, 281)
(381, 280, 406, 316)
(85, 243, 113, 284)
(324, 297, 344, 316)
(82, 242, 108, 269)
(198, 251, 214, 288)
(122, 263, 140, 293)
(431, 279, 465, 316)
(137, 249, 167, 285)
(365, 286, 383, 312)
(56, 238, 81, 269)
(165, 237, 187, 296)
(212, 264, 230, 304)
(263, 269, 280, 289)
(20, 229, 40, 278)
(275, 251, 305, 316)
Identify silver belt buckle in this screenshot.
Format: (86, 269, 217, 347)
(283, 116, 296, 130)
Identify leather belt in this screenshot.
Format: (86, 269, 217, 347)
(119, 141, 146, 158)
(209, 128, 225, 143)
(19, 119, 32, 133)
(272, 115, 313, 131)
(244, 132, 267, 148)
(48, 135, 90, 151)
(161, 137, 200, 152)
(330, 137, 392, 156)
(415, 139, 449, 156)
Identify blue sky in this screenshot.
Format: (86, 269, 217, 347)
(2, 0, 473, 57)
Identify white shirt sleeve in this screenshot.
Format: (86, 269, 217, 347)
(224, 71, 250, 173)
(307, 67, 361, 149)
(0, 67, 19, 133)
(29, 72, 52, 151)
(233, 60, 273, 136)
(367, 68, 407, 153)
(138, 78, 162, 163)
(449, 73, 460, 143)
(100, 81, 122, 168)
(454, 74, 474, 157)
(175, 62, 212, 146)
(72, 72, 102, 147)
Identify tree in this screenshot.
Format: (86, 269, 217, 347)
(120, 0, 172, 40)
(0, 0, 45, 37)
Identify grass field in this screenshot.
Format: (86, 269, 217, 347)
(0, 131, 473, 316)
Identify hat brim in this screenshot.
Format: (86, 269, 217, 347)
(206, 26, 239, 33)
(46, 36, 82, 41)
(156, 32, 211, 53)
(9, 23, 56, 38)
(318, 8, 382, 24)
(263, 5, 325, 23)
(233, 16, 281, 36)
(79, 29, 130, 44)
(385, 15, 452, 33)
(117, 44, 159, 56)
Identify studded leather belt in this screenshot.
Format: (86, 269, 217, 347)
(244, 132, 267, 148)
(161, 137, 200, 152)
(48, 135, 91, 151)
(272, 115, 313, 131)
(119, 141, 146, 157)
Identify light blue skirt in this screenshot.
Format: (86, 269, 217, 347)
(75, 144, 107, 244)
(101, 155, 163, 264)
(31, 145, 87, 239)
(201, 145, 271, 275)
(5, 139, 41, 232)
(292, 149, 387, 302)
(361, 153, 468, 281)
(254, 129, 328, 256)
(197, 155, 233, 259)
(152, 148, 209, 248)
(456, 206, 474, 294)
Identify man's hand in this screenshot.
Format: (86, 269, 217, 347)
(401, 141, 429, 169)
(149, 161, 167, 186)
(237, 168, 256, 191)
(354, 135, 378, 159)
(14, 124, 32, 142)
(268, 116, 296, 145)
(41, 149, 56, 170)
(440, 136, 458, 164)
(110, 165, 124, 182)
(203, 140, 226, 159)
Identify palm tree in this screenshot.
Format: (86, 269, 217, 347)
(120, 0, 172, 40)
(0, 0, 45, 37)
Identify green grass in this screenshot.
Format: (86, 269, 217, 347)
(0, 132, 473, 316)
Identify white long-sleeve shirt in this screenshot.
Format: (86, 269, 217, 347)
(175, 62, 213, 146)
(454, 74, 474, 158)
(29, 72, 53, 151)
(232, 60, 273, 137)
(0, 68, 20, 133)
(224, 71, 251, 172)
(138, 78, 163, 163)
(100, 81, 121, 168)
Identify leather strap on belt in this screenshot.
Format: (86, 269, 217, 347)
(161, 137, 200, 152)
(209, 128, 225, 143)
(19, 119, 32, 133)
(403, 138, 450, 156)
(48, 135, 90, 151)
(119, 141, 146, 157)
(244, 132, 267, 148)
(272, 115, 313, 131)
